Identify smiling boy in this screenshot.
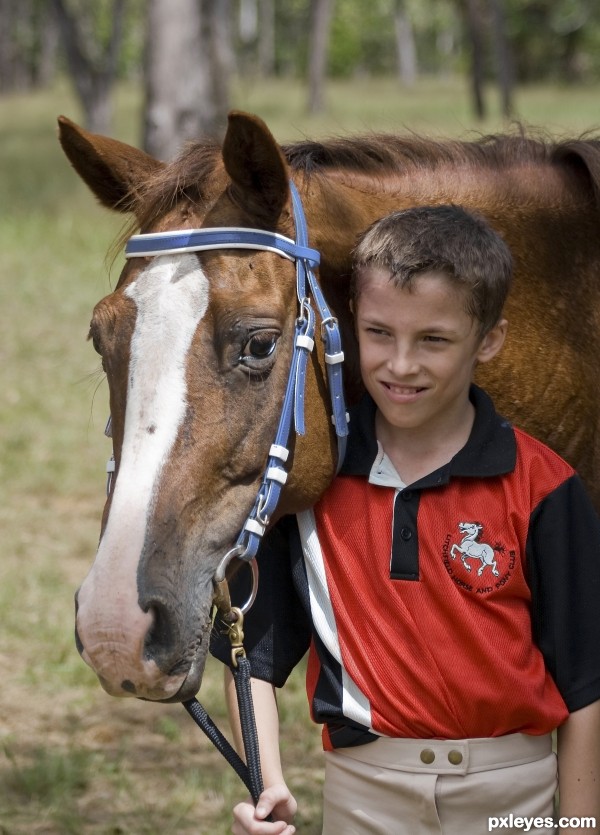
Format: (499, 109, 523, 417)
(214, 205, 600, 835)
(353, 262, 506, 486)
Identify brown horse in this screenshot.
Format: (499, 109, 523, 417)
(58, 111, 600, 704)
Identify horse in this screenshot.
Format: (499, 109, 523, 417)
(450, 522, 501, 577)
(58, 110, 600, 704)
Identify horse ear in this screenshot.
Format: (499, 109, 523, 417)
(222, 111, 289, 222)
(57, 116, 165, 214)
(552, 140, 600, 206)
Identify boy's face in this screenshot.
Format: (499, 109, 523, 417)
(353, 267, 506, 441)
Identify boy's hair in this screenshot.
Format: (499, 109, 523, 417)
(351, 205, 513, 336)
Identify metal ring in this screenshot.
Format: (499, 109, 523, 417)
(214, 544, 245, 584)
(213, 545, 259, 615)
(297, 297, 311, 323)
(240, 559, 259, 614)
(320, 315, 339, 336)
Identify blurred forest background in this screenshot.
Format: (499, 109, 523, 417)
(2, 1, 600, 833)
(3, 0, 600, 156)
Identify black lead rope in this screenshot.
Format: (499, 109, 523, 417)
(182, 696, 254, 795)
(182, 608, 273, 821)
(232, 655, 265, 803)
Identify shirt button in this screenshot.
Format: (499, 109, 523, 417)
(400, 527, 412, 541)
(448, 750, 463, 765)
(420, 749, 435, 764)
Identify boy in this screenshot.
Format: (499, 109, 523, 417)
(212, 205, 600, 835)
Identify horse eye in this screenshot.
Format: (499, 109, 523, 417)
(240, 331, 279, 367)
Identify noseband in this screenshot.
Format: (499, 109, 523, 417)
(124, 181, 348, 616)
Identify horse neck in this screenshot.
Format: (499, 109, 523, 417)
(297, 156, 596, 311)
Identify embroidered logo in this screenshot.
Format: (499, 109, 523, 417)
(442, 522, 514, 595)
(451, 521, 500, 577)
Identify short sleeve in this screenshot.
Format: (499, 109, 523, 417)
(527, 474, 600, 712)
(209, 516, 312, 687)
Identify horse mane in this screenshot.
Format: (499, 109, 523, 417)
(125, 126, 600, 242)
(283, 127, 600, 205)
(283, 126, 600, 178)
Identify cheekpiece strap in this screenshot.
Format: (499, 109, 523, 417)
(122, 181, 347, 572)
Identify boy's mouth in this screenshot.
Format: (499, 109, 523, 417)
(383, 383, 427, 396)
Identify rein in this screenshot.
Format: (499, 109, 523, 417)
(120, 181, 348, 806)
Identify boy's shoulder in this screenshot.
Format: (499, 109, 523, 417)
(511, 424, 577, 506)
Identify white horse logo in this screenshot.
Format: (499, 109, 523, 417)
(450, 521, 500, 577)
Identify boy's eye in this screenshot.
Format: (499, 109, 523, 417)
(423, 335, 448, 343)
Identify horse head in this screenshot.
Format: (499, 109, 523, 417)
(59, 112, 341, 702)
(61, 110, 600, 702)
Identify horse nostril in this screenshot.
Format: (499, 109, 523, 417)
(143, 600, 179, 672)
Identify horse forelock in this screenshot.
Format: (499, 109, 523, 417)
(116, 140, 224, 248)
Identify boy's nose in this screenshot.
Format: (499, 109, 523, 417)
(387, 344, 419, 376)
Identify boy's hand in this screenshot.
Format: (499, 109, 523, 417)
(232, 783, 298, 835)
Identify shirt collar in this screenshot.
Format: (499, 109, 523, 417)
(340, 385, 516, 487)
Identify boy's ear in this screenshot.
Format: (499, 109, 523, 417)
(477, 318, 508, 365)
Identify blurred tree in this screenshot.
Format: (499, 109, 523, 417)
(394, 0, 417, 86)
(258, 0, 276, 76)
(454, 0, 515, 119)
(489, 0, 514, 117)
(50, 0, 127, 133)
(237, 0, 275, 77)
(143, 0, 231, 160)
(507, 0, 598, 83)
(0, 0, 59, 92)
(308, 0, 335, 112)
(457, 0, 487, 118)
(4, 0, 600, 127)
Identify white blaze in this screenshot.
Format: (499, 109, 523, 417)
(76, 253, 209, 698)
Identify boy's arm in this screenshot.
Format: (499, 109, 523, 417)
(224, 667, 297, 835)
(557, 699, 600, 833)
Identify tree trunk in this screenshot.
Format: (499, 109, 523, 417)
(459, 0, 487, 120)
(35, 2, 60, 87)
(0, 0, 32, 92)
(204, 0, 233, 129)
(50, 0, 126, 134)
(488, 0, 514, 119)
(143, 0, 228, 160)
(394, 0, 417, 88)
(258, 0, 275, 77)
(559, 28, 584, 84)
(307, 0, 334, 115)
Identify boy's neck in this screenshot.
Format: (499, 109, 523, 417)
(375, 399, 476, 486)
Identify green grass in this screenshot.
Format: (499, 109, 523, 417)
(235, 74, 600, 139)
(1, 73, 599, 833)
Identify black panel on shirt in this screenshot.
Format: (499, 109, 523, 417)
(390, 489, 420, 580)
(526, 474, 600, 713)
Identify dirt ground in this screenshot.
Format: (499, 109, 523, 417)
(0, 496, 323, 835)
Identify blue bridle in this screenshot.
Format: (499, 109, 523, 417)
(123, 181, 348, 610)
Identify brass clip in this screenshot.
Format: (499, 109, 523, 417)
(227, 606, 246, 669)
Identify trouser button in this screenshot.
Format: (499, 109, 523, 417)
(420, 748, 435, 764)
(448, 750, 463, 765)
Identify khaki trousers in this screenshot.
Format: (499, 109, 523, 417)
(322, 733, 557, 835)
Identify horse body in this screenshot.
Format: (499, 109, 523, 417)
(59, 112, 600, 703)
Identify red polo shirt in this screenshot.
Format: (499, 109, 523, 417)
(210, 387, 600, 750)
